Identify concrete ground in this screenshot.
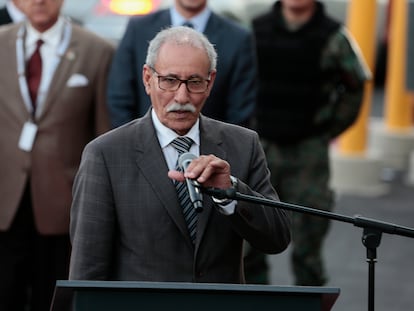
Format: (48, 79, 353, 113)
(266, 87, 414, 310)
(268, 170, 414, 311)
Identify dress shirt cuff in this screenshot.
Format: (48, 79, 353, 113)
(213, 198, 237, 215)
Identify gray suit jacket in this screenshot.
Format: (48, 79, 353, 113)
(107, 8, 257, 128)
(0, 21, 114, 234)
(69, 111, 290, 283)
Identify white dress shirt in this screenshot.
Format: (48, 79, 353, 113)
(151, 109, 236, 214)
(25, 16, 65, 84)
(169, 5, 211, 33)
(23, 17, 70, 116)
(151, 109, 200, 171)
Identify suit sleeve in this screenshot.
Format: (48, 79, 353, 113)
(227, 131, 291, 254)
(69, 141, 115, 280)
(315, 27, 371, 139)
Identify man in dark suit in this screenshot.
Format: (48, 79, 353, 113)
(69, 26, 290, 283)
(0, 0, 114, 309)
(107, 0, 257, 128)
(0, 0, 25, 25)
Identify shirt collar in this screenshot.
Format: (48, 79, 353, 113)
(6, 0, 25, 23)
(170, 5, 211, 33)
(151, 109, 200, 149)
(25, 16, 65, 48)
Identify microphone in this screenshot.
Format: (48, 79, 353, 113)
(178, 152, 203, 213)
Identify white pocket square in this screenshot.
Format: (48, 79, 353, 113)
(66, 74, 89, 87)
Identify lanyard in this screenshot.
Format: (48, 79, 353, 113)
(16, 20, 72, 119)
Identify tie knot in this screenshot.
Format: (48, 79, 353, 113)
(36, 39, 44, 49)
(182, 21, 194, 28)
(171, 136, 193, 154)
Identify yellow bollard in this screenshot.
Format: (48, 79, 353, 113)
(410, 92, 414, 123)
(385, 0, 411, 131)
(337, 0, 377, 156)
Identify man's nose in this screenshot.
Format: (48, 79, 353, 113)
(174, 82, 190, 102)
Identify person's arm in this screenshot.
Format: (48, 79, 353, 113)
(168, 131, 291, 254)
(106, 18, 140, 128)
(69, 142, 115, 280)
(226, 134, 291, 254)
(315, 27, 372, 139)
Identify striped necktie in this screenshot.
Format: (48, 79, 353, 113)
(171, 136, 197, 244)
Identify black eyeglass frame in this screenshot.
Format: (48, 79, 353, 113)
(149, 66, 211, 94)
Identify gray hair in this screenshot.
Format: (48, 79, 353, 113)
(145, 26, 217, 72)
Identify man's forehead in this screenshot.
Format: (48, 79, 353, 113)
(156, 43, 210, 72)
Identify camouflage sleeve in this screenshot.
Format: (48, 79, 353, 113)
(315, 27, 372, 140)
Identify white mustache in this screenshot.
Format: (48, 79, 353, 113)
(166, 103, 196, 113)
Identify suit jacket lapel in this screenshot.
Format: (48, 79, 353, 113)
(156, 9, 171, 28)
(133, 112, 194, 246)
(203, 13, 221, 45)
(132, 113, 228, 248)
(37, 23, 75, 120)
(7, 25, 31, 122)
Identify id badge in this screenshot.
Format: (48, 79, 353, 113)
(18, 121, 38, 152)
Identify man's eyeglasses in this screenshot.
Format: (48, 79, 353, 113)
(149, 66, 210, 94)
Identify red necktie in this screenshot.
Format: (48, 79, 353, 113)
(26, 39, 44, 110)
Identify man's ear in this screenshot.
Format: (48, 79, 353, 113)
(142, 65, 152, 94)
(206, 69, 217, 95)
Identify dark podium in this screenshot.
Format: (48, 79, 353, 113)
(51, 280, 339, 311)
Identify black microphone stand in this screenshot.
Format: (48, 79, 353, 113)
(201, 187, 414, 311)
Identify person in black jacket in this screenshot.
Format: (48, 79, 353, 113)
(249, 0, 370, 286)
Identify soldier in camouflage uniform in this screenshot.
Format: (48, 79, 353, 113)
(247, 0, 370, 285)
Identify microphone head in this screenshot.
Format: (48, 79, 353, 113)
(178, 152, 196, 170)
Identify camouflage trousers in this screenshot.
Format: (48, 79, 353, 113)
(245, 136, 333, 286)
